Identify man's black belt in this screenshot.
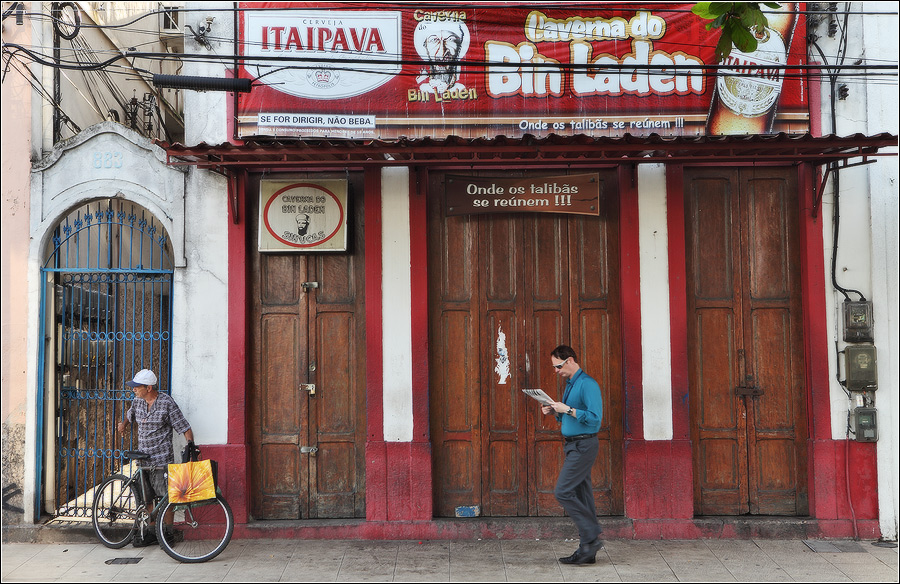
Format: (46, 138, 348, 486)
(564, 433, 596, 443)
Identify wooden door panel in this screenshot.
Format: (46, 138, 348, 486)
(751, 309, 795, 428)
(260, 443, 303, 518)
(485, 309, 524, 516)
(484, 216, 519, 303)
(431, 317, 480, 514)
(250, 174, 365, 520)
(689, 177, 737, 301)
(261, 254, 305, 305)
(698, 439, 745, 514)
(314, 313, 356, 432)
(570, 185, 622, 516)
(752, 438, 799, 514)
(482, 212, 525, 516)
(534, 440, 562, 496)
(576, 310, 610, 397)
(747, 177, 793, 300)
(312, 442, 358, 517)
(485, 311, 521, 440)
(573, 215, 609, 300)
(530, 307, 565, 516)
(695, 310, 738, 430)
(593, 441, 615, 513)
(529, 215, 566, 301)
(307, 186, 366, 519)
(440, 216, 477, 302)
(440, 441, 478, 505)
(260, 315, 304, 438)
(429, 170, 622, 517)
(686, 167, 806, 517)
(318, 256, 358, 303)
(487, 441, 519, 515)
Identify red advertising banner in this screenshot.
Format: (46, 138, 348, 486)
(237, 2, 808, 139)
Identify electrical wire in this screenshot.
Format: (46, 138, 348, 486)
(5, 41, 897, 87)
(3, 4, 897, 84)
(1, 50, 82, 134)
(3, 2, 896, 144)
(809, 4, 869, 304)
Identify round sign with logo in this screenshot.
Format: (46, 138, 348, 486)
(258, 180, 348, 252)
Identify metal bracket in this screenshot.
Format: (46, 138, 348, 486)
(300, 446, 318, 456)
(300, 383, 316, 396)
(301, 282, 319, 292)
(812, 158, 877, 219)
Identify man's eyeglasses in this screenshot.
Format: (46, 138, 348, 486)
(553, 359, 568, 370)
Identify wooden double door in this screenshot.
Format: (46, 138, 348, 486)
(248, 174, 366, 519)
(427, 170, 623, 517)
(684, 167, 808, 516)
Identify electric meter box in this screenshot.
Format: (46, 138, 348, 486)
(843, 301, 874, 343)
(845, 345, 877, 391)
(854, 407, 878, 442)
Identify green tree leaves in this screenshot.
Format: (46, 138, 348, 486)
(692, 2, 782, 61)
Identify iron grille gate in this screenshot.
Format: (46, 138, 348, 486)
(37, 200, 174, 518)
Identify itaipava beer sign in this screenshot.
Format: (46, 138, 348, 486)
(238, 3, 808, 140)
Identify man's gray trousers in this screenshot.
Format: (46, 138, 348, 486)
(555, 437, 602, 546)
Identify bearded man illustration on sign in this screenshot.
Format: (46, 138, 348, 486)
(414, 18, 470, 94)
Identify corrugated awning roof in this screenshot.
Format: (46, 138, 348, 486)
(163, 132, 897, 170)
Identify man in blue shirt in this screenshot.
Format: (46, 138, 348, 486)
(541, 345, 604, 565)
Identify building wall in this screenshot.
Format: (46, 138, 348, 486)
(4, 2, 895, 538)
(859, 4, 899, 543)
(180, 1, 894, 538)
(1, 0, 35, 527)
(0, 2, 213, 524)
(813, 3, 899, 539)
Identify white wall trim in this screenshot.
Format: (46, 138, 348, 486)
(639, 163, 674, 441)
(381, 167, 413, 441)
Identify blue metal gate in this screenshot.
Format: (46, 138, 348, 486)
(37, 200, 174, 518)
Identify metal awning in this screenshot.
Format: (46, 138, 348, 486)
(164, 132, 896, 169)
(162, 132, 897, 222)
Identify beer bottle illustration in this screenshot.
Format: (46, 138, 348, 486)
(706, 3, 797, 135)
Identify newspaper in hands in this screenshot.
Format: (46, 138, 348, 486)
(522, 388, 554, 405)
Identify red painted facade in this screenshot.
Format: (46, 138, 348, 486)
(195, 5, 880, 538)
(203, 159, 880, 540)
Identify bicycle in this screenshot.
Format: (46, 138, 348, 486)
(91, 450, 234, 563)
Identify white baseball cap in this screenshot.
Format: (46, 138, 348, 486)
(125, 369, 158, 387)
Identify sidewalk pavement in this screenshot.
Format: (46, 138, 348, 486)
(2, 537, 897, 582)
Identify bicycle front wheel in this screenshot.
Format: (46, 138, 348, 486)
(92, 474, 139, 548)
(156, 495, 234, 563)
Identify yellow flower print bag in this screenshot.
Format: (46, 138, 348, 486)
(167, 442, 217, 503)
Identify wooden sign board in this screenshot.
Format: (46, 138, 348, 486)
(445, 174, 600, 216)
(258, 179, 348, 252)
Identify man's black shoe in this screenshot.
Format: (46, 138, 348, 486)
(559, 549, 596, 565)
(583, 536, 604, 555)
(132, 530, 158, 548)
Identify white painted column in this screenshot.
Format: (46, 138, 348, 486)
(638, 163, 674, 441)
(381, 167, 414, 441)
(863, 6, 899, 542)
